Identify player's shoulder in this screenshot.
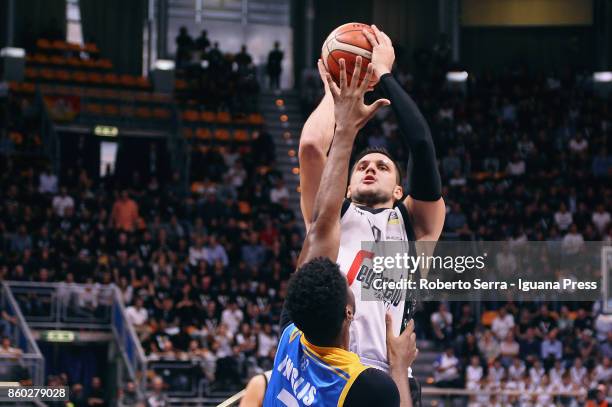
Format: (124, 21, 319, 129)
(344, 368, 400, 407)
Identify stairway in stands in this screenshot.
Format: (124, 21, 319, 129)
(259, 90, 303, 224)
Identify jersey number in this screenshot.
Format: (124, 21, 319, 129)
(277, 389, 299, 407)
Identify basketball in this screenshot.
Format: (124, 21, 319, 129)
(321, 22, 377, 86)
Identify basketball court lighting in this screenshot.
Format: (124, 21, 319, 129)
(446, 71, 468, 82)
(0, 47, 25, 58)
(593, 72, 612, 82)
(154, 59, 175, 70)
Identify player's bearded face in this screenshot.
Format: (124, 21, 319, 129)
(348, 153, 400, 206)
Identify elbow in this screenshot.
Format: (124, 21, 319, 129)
(298, 136, 324, 162)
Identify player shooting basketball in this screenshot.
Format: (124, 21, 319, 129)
(239, 59, 418, 407)
(299, 24, 445, 404)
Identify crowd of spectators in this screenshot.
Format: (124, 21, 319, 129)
(174, 27, 283, 113)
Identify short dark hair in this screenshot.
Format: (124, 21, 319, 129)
(286, 257, 347, 345)
(350, 147, 403, 184)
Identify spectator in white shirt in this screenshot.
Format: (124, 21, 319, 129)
(269, 179, 289, 204)
(549, 359, 565, 386)
(508, 357, 526, 381)
(593, 357, 611, 383)
(39, 168, 58, 194)
(506, 153, 525, 176)
(466, 356, 483, 389)
(434, 347, 461, 387)
(554, 203, 573, 231)
(491, 307, 515, 340)
(487, 359, 506, 384)
(592, 204, 611, 234)
(257, 323, 277, 368)
(569, 357, 587, 385)
(529, 359, 545, 385)
(499, 332, 520, 367)
(188, 235, 208, 267)
(52, 187, 75, 217)
(125, 297, 149, 338)
(561, 224, 584, 255)
(220, 302, 243, 336)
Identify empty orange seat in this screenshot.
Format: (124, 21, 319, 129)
(175, 79, 188, 90)
(234, 129, 250, 142)
(83, 43, 99, 54)
(96, 59, 113, 69)
(56, 70, 71, 82)
(72, 71, 88, 83)
(214, 129, 230, 141)
(120, 75, 136, 87)
(84, 103, 103, 115)
(216, 111, 231, 124)
(25, 68, 39, 79)
(67, 57, 82, 67)
(33, 54, 50, 64)
(8, 82, 19, 92)
(182, 110, 199, 122)
(103, 104, 119, 116)
(40, 69, 56, 80)
(49, 56, 66, 66)
(67, 43, 81, 52)
(21, 83, 36, 94)
(135, 107, 152, 119)
(135, 77, 150, 88)
(51, 40, 68, 51)
(36, 39, 52, 49)
(182, 128, 194, 139)
(88, 72, 103, 85)
(81, 59, 96, 68)
(248, 113, 264, 125)
(153, 108, 171, 120)
(196, 128, 212, 140)
(103, 73, 119, 86)
(201, 111, 216, 123)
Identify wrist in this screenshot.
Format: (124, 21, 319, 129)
(335, 124, 359, 137)
(374, 65, 391, 77)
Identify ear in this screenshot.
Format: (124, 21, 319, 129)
(393, 185, 403, 201)
(345, 305, 354, 322)
(346, 186, 352, 199)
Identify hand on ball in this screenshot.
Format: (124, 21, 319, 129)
(363, 25, 395, 78)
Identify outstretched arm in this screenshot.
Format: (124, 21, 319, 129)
(364, 25, 445, 241)
(298, 61, 336, 232)
(298, 57, 390, 267)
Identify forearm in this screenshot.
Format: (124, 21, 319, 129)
(379, 74, 441, 201)
(310, 126, 356, 225)
(300, 92, 335, 152)
(389, 367, 412, 407)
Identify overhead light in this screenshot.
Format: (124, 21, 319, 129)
(201, 60, 209, 69)
(446, 71, 468, 82)
(593, 72, 612, 82)
(154, 59, 175, 71)
(0, 47, 25, 58)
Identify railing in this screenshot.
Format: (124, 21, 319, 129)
(7, 281, 113, 330)
(0, 283, 45, 386)
(110, 285, 147, 398)
(5, 281, 148, 399)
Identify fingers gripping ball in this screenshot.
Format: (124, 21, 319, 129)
(321, 22, 378, 87)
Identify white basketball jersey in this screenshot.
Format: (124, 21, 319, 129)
(338, 199, 416, 372)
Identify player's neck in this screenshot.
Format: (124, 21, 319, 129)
(351, 198, 394, 209)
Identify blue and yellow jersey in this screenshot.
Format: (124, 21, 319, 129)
(263, 323, 369, 406)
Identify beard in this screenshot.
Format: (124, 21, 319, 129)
(350, 188, 392, 207)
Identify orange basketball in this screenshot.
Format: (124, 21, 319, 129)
(321, 22, 377, 87)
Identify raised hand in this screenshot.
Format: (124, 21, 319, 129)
(324, 56, 390, 132)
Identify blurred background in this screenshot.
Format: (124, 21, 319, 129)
(0, 0, 611, 405)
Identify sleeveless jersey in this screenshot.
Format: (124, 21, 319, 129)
(264, 323, 369, 407)
(338, 199, 417, 372)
